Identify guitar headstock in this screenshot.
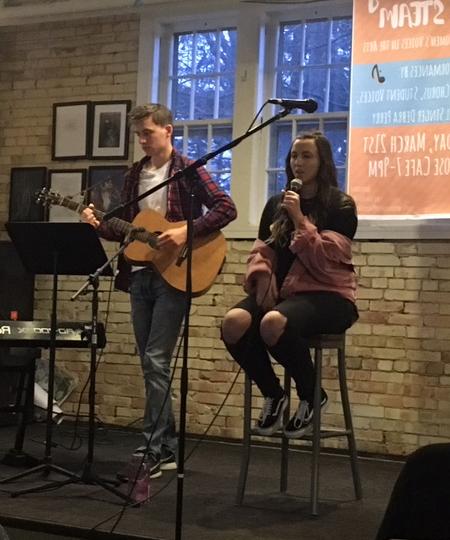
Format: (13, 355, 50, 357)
(35, 187, 64, 207)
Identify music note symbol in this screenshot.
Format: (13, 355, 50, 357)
(371, 64, 386, 84)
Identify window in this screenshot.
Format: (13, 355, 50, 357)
(170, 27, 237, 193)
(268, 17, 352, 196)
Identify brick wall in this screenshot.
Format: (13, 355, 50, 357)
(1, 17, 449, 457)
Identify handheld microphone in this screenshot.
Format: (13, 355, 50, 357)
(289, 178, 303, 193)
(265, 178, 303, 247)
(268, 98, 318, 113)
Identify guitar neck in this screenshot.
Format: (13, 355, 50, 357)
(58, 197, 157, 246)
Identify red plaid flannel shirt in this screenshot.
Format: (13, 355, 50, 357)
(98, 150, 237, 291)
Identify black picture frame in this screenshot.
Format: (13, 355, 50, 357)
(9, 167, 47, 222)
(47, 169, 87, 222)
(52, 101, 91, 160)
(90, 100, 131, 160)
(87, 165, 127, 213)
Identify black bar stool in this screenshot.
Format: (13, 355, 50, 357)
(236, 333, 362, 515)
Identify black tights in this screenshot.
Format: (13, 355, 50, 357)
(223, 292, 358, 404)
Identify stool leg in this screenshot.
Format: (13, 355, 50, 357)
(236, 374, 252, 505)
(280, 372, 290, 493)
(338, 346, 363, 500)
(310, 347, 322, 516)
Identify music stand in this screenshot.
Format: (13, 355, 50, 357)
(2, 222, 128, 500)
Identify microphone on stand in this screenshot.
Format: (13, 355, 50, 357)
(268, 98, 318, 113)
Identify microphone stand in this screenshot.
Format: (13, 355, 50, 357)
(69, 237, 136, 503)
(102, 105, 296, 540)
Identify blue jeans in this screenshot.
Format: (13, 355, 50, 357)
(130, 268, 186, 459)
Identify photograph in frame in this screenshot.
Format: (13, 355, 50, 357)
(9, 167, 47, 222)
(47, 169, 87, 222)
(52, 101, 91, 160)
(90, 100, 131, 159)
(87, 166, 127, 213)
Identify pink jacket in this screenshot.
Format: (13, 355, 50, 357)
(244, 217, 357, 306)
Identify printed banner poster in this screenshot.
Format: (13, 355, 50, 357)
(348, 0, 450, 217)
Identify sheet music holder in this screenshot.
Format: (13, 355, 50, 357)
(5, 222, 113, 277)
(1, 223, 128, 501)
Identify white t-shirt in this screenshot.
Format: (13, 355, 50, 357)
(132, 160, 170, 272)
(138, 161, 170, 214)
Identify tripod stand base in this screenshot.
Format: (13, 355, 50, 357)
(2, 460, 133, 503)
(78, 464, 133, 503)
(0, 462, 80, 495)
(1, 449, 40, 469)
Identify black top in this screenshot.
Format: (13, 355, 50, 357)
(258, 187, 357, 288)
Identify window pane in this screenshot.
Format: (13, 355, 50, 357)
(276, 69, 301, 99)
(267, 171, 286, 195)
(324, 120, 347, 167)
(304, 20, 329, 65)
(295, 120, 320, 134)
(176, 33, 194, 75)
(331, 18, 352, 64)
(173, 132, 184, 154)
(172, 78, 191, 120)
(329, 66, 351, 111)
(218, 76, 234, 118)
(188, 127, 208, 158)
(196, 32, 217, 74)
(211, 126, 232, 171)
(269, 123, 291, 169)
(279, 23, 303, 68)
(219, 29, 237, 73)
(215, 172, 231, 193)
(194, 78, 215, 119)
(303, 68, 327, 110)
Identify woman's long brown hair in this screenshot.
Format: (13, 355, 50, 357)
(269, 131, 338, 246)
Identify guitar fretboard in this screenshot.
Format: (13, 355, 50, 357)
(51, 194, 158, 248)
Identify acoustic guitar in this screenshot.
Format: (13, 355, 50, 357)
(36, 188, 227, 296)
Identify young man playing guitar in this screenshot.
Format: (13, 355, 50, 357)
(81, 103, 237, 479)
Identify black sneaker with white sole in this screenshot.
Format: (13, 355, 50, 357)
(160, 452, 177, 471)
(253, 393, 288, 436)
(283, 391, 328, 439)
(147, 455, 162, 479)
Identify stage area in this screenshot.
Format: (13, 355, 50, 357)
(0, 420, 403, 540)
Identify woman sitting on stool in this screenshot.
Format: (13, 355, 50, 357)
(221, 131, 358, 438)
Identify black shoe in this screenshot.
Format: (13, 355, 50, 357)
(283, 391, 328, 439)
(147, 455, 162, 479)
(253, 393, 288, 436)
(132, 445, 148, 457)
(160, 452, 177, 471)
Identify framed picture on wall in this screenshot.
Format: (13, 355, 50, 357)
(52, 101, 91, 160)
(87, 165, 127, 214)
(47, 169, 87, 222)
(9, 167, 47, 222)
(90, 100, 131, 159)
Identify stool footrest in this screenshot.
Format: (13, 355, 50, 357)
(304, 428, 352, 440)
